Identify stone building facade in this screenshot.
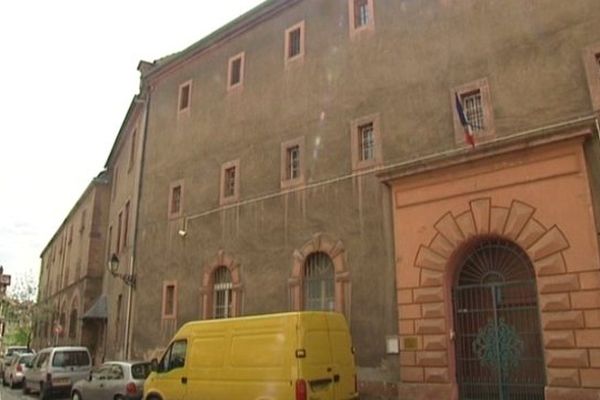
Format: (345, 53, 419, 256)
(34, 0, 600, 399)
(34, 174, 110, 362)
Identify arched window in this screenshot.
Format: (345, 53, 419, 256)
(68, 308, 78, 339)
(213, 266, 232, 319)
(303, 252, 335, 311)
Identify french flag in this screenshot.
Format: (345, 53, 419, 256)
(455, 93, 475, 148)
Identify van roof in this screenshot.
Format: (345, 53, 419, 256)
(176, 311, 343, 335)
(37, 346, 89, 353)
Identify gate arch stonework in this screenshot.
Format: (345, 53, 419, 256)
(399, 197, 596, 394)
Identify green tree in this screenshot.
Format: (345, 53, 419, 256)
(1, 272, 38, 347)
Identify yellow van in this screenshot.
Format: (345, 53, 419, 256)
(143, 311, 358, 400)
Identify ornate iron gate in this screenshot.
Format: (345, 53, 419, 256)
(453, 239, 546, 400)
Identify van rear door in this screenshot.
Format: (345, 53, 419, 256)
(327, 315, 357, 400)
(298, 313, 334, 400)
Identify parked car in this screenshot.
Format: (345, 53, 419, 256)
(71, 361, 152, 400)
(0, 346, 30, 377)
(23, 346, 92, 399)
(2, 352, 34, 388)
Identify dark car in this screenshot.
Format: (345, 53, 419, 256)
(71, 361, 152, 400)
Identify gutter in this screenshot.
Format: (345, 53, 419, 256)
(124, 85, 152, 360)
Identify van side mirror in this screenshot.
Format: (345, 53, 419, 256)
(150, 358, 158, 372)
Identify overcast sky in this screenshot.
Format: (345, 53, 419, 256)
(0, 0, 265, 295)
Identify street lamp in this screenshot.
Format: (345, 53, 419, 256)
(107, 254, 136, 288)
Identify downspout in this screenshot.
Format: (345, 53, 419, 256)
(124, 86, 151, 360)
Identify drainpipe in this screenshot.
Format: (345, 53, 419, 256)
(124, 86, 151, 360)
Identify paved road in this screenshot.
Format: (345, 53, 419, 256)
(0, 383, 69, 400)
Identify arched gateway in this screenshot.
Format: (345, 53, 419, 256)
(452, 237, 545, 399)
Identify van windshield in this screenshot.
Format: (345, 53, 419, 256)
(52, 351, 90, 367)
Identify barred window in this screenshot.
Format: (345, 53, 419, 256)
(358, 122, 375, 161)
(462, 91, 484, 131)
(213, 267, 233, 319)
(303, 252, 335, 311)
(354, 0, 369, 28)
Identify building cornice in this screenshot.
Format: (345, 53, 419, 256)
(377, 115, 597, 185)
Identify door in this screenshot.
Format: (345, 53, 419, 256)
(453, 239, 545, 400)
(146, 340, 188, 400)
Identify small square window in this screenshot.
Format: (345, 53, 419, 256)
(451, 78, 495, 146)
(178, 80, 192, 113)
(285, 21, 305, 66)
(168, 180, 184, 218)
(280, 137, 305, 189)
(351, 113, 382, 171)
(349, 0, 374, 37)
(220, 160, 240, 205)
(228, 52, 245, 90)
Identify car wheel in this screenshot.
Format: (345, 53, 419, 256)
(72, 390, 82, 400)
(22, 379, 30, 394)
(39, 382, 49, 400)
(114, 395, 124, 400)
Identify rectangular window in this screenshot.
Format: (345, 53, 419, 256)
(128, 130, 137, 172)
(162, 282, 177, 319)
(358, 122, 375, 161)
(285, 21, 305, 65)
(224, 167, 236, 198)
(349, 0, 374, 36)
(123, 201, 130, 248)
(354, 0, 369, 28)
(116, 212, 122, 254)
(219, 160, 240, 205)
(178, 80, 192, 113)
(171, 185, 181, 214)
(280, 137, 305, 189)
(288, 28, 301, 58)
(228, 53, 245, 90)
(286, 145, 300, 180)
(351, 113, 382, 170)
(452, 78, 495, 145)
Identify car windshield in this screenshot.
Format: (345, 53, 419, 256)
(6, 348, 28, 357)
(19, 355, 34, 364)
(52, 351, 90, 367)
(130, 362, 152, 379)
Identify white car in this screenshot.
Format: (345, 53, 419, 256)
(2, 352, 34, 388)
(71, 361, 151, 400)
(23, 346, 92, 400)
